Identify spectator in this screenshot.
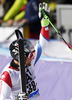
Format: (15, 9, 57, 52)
(10, 0, 43, 39)
(21, 0, 43, 39)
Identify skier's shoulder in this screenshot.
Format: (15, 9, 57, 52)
(0, 62, 20, 87)
(0, 63, 12, 88)
(1, 62, 19, 79)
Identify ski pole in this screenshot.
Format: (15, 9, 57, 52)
(15, 30, 27, 100)
(40, 7, 72, 50)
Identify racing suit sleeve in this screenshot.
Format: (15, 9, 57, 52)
(33, 25, 49, 66)
(0, 71, 12, 100)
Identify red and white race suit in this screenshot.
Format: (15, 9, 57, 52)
(0, 26, 49, 100)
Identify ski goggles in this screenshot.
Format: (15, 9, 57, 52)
(28, 50, 35, 60)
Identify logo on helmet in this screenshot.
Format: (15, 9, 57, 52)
(14, 42, 18, 47)
(12, 49, 18, 55)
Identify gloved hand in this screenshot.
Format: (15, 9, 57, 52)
(16, 92, 28, 100)
(39, 2, 51, 27)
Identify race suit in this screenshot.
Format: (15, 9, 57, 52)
(0, 26, 49, 100)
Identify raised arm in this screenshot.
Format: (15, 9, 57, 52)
(33, 2, 50, 65)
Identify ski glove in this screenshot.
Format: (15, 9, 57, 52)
(39, 2, 51, 27)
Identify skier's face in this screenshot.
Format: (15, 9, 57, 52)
(25, 57, 32, 66)
(25, 51, 35, 66)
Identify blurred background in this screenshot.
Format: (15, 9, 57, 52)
(0, 0, 72, 44)
(0, 0, 72, 100)
(0, 0, 72, 42)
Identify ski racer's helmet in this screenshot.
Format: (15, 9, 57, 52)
(9, 39, 35, 61)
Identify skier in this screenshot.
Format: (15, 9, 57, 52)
(0, 2, 50, 100)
